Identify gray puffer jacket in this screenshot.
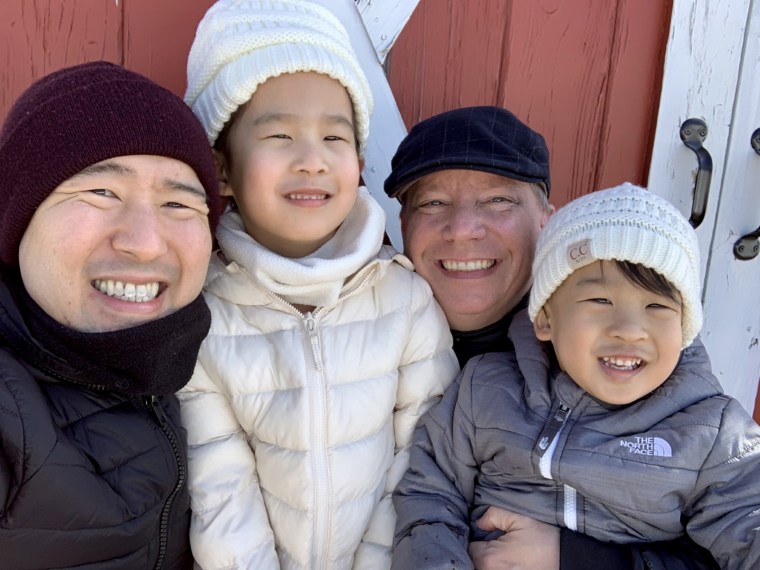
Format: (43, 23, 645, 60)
(393, 310, 760, 570)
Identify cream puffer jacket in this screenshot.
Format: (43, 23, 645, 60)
(179, 194, 458, 570)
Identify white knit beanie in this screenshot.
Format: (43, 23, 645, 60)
(528, 183, 703, 348)
(185, 0, 373, 153)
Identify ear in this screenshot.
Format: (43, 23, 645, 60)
(539, 204, 555, 229)
(533, 306, 553, 341)
(213, 149, 235, 198)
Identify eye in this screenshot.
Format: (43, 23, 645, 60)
(647, 302, 679, 312)
(89, 188, 116, 197)
(324, 135, 347, 142)
(415, 199, 448, 210)
(267, 133, 291, 140)
(586, 298, 611, 305)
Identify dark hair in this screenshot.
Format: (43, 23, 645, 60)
(213, 104, 247, 169)
(614, 260, 680, 304)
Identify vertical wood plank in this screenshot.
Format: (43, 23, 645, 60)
(595, 0, 672, 192)
(123, 0, 215, 96)
(387, 0, 509, 126)
(499, 0, 618, 206)
(0, 0, 121, 122)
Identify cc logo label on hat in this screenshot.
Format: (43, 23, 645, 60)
(568, 239, 591, 265)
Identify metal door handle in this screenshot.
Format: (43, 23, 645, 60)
(680, 118, 713, 228)
(733, 128, 760, 260)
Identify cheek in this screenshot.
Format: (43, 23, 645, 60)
(401, 217, 432, 263)
(177, 222, 212, 276)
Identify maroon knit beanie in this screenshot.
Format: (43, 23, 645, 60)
(0, 61, 220, 267)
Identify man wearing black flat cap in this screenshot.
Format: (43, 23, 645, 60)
(385, 106, 553, 368)
(385, 106, 718, 570)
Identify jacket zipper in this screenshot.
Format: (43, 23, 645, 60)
(144, 395, 186, 570)
(305, 272, 376, 568)
(253, 269, 377, 568)
(535, 402, 579, 530)
(305, 314, 330, 569)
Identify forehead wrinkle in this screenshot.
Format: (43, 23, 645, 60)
(67, 160, 136, 181)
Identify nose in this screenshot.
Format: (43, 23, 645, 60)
(607, 307, 648, 342)
(293, 139, 328, 175)
(441, 204, 487, 242)
(111, 203, 169, 261)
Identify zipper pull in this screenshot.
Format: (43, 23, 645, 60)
(145, 395, 167, 427)
(304, 315, 324, 370)
(536, 403, 570, 453)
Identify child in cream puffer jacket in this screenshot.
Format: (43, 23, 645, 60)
(178, 2, 459, 569)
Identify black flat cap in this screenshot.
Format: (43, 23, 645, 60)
(384, 105, 550, 200)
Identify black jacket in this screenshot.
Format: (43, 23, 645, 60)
(0, 281, 193, 569)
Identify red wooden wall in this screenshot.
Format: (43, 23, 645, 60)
(0, 0, 214, 117)
(387, 0, 673, 209)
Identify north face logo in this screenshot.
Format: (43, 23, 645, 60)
(619, 436, 672, 457)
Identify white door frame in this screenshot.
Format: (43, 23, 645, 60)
(649, 0, 760, 412)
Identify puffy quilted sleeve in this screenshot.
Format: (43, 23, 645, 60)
(354, 271, 459, 569)
(0, 377, 18, 514)
(392, 358, 481, 570)
(177, 355, 280, 570)
(684, 397, 760, 570)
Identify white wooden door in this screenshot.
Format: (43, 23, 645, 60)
(648, 0, 760, 412)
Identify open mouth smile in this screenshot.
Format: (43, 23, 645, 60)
(601, 356, 644, 371)
(286, 193, 328, 200)
(441, 260, 495, 272)
(92, 279, 161, 303)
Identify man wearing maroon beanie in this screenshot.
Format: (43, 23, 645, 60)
(0, 61, 219, 569)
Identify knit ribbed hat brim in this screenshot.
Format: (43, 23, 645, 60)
(185, 0, 373, 153)
(528, 183, 702, 347)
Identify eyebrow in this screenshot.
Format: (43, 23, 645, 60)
(164, 179, 208, 201)
(69, 160, 207, 201)
(574, 277, 607, 287)
(252, 112, 354, 130)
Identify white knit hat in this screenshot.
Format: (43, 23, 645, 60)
(185, 0, 373, 153)
(528, 183, 703, 348)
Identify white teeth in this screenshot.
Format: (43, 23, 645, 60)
(92, 279, 160, 303)
(441, 260, 495, 271)
(287, 193, 327, 200)
(602, 356, 642, 370)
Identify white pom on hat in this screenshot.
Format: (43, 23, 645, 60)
(528, 183, 703, 348)
(185, 0, 373, 153)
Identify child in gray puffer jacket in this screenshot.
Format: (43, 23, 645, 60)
(393, 183, 760, 570)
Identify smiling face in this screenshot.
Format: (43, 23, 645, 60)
(401, 169, 553, 331)
(533, 260, 683, 405)
(218, 71, 362, 258)
(18, 155, 212, 333)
